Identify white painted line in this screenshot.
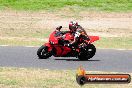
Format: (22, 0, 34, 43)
(0, 45, 132, 50)
(24, 46, 39, 47)
(98, 48, 132, 51)
(0, 45, 9, 46)
(44, 69, 49, 70)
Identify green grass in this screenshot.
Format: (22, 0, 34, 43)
(0, 28, 51, 38)
(0, 37, 132, 49)
(0, 0, 132, 12)
(95, 37, 132, 49)
(0, 67, 131, 88)
(0, 38, 44, 46)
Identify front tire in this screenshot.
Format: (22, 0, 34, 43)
(37, 45, 52, 59)
(78, 44, 96, 60)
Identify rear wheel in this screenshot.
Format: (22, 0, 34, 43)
(37, 45, 52, 59)
(78, 44, 96, 60)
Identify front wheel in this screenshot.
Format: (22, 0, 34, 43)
(78, 44, 96, 60)
(37, 45, 52, 59)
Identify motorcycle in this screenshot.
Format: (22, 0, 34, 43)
(37, 27, 99, 60)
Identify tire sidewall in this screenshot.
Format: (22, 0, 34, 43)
(37, 45, 52, 59)
(78, 44, 96, 60)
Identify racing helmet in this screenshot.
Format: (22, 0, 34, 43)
(69, 21, 78, 32)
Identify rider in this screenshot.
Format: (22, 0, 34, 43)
(66, 21, 90, 47)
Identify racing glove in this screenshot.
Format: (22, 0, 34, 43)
(64, 43, 72, 47)
(56, 26, 62, 31)
(67, 44, 71, 47)
(65, 44, 75, 49)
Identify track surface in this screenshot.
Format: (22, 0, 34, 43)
(0, 46, 132, 72)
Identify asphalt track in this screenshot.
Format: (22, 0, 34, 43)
(0, 46, 132, 72)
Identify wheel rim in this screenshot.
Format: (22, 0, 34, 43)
(41, 48, 49, 57)
(88, 48, 92, 51)
(87, 48, 93, 54)
(84, 48, 94, 59)
(79, 44, 96, 60)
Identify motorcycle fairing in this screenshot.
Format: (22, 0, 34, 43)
(43, 30, 99, 57)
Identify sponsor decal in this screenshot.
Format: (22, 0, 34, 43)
(76, 66, 131, 85)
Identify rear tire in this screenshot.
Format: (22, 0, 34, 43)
(78, 44, 96, 60)
(37, 45, 52, 59)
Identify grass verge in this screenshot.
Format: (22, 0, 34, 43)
(0, 38, 44, 46)
(0, 37, 132, 49)
(95, 37, 132, 49)
(0, 0, 132, 12)
(0, 67, 131, 88)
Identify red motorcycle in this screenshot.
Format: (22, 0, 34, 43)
(37, 28, 99, 60)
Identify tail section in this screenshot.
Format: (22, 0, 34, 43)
(89, 36, 99, 43)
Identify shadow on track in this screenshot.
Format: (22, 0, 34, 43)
(55, 59, 100, 61)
